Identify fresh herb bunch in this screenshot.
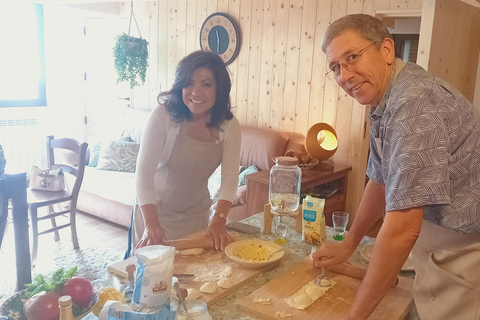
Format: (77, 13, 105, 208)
(113, 33, 149, 89)
(24, 266, 78, 298)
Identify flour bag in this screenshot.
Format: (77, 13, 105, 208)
(133, 245, 176, 310)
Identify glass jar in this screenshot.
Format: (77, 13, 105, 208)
(269, 156, 302, 215)
(175, 300, 212, 320)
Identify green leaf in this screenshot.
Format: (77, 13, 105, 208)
(64, 266, 78, 279)
(23, 265, 79, 298)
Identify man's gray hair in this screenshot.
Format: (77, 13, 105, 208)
(321, 14, 393, 53)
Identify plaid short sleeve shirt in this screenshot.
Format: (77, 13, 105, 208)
(366, 59, 480, 234)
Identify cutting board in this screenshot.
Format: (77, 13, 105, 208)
(172, 230, 287, 306)
(237, 257, 414, 320)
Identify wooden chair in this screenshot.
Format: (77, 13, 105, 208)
(27, 136, 88, 264)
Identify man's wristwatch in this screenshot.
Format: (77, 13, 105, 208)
(214, 212, 226, 221)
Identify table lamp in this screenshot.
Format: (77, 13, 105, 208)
(305, 122, 338, 170)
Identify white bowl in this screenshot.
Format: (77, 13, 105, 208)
(225, 239, 284, 269)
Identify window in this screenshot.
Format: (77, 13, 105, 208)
(0, 4, 46, 107)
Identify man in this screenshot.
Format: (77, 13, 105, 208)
(311, 14, 480, 320)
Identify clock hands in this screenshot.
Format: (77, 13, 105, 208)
(216, 30, 220, 53)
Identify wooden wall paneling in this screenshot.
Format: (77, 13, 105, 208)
(282, 1, 303, 133)
(167, 0, 178, 87)
(322, 0, 346, 126)
(390, 0, 408, 10)
(416, 0, 434, 69)
(307, 0, 332, 130)
(270, 0, 290, 131)
(195, 0, 207, 52)
(424, 0, 479, 102)
(450, 3, 465, 91)
(458, 4, 480, 100)
(131, 2, 150, 108)
(373, 0, 392, 10)
(333, 94, 354, 167)
(148, 1, 159, 106)
(293, 0, 317, 136)
(176, 0, 187, 63)
(185, 0, 197, 56)
(347, 0, 364, 14)
(246, 0, 265, 127)
(157, 0, 168, 94)
(218, 0, 229, 12)
(257, 0, 276, 128)
(407, 0, 423, 9)
(344, 103, 369, 220)
(226, 0, 240, 113)
(464, 6, 480, 99)
(234, 0, 252, 124)
(207, 0, 218, 13)
(363, 0, 374, 13)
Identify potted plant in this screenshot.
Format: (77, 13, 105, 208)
(113, 33, 149, 89)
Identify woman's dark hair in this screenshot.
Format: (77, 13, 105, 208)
(158, 50, 233, 130)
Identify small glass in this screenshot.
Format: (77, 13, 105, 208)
(273, 214, 289, 245)
(332, 211, 349, 241)
(174, 300, 212, 320)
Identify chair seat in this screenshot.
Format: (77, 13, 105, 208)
(27, 188, 72, 206)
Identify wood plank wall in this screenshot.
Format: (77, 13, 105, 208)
(119, 0, 423, 217)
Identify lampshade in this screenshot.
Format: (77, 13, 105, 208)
(305, 123, 338, 160)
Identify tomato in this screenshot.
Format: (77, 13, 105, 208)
(61, 277, 93, 308)
(24, 291, 61, 320)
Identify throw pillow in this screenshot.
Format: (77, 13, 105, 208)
(97, 140, 140, 173)
(238, 164, 260, 186)
(87, 141, 102, 167)
(118, 136, 133, 142)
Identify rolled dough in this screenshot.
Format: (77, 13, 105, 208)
(285, 279, 337, 310)
(178, 248, 204, 256)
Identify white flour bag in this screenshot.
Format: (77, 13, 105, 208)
(133, 245, 176, 310)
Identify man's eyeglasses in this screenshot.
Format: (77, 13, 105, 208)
(325, 41, 378, 81)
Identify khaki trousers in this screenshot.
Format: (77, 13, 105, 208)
(412, 220, 480, 320)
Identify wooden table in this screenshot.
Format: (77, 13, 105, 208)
(0, 173, 32, 291)
(89, 212, 414, 320)
(246, 163, 352, 226)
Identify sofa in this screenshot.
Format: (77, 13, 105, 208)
(77, 108, 307, 227)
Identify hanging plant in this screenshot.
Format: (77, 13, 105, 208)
(113, 2, 148, 89)
(113, 33, 149, 89)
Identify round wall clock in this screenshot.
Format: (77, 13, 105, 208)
(200, 12, 240, 65)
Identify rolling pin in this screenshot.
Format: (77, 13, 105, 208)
(327, 263, 399, 287)
(168, 237, 215, 250)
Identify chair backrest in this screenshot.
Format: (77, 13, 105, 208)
(46, 135, 88, 198)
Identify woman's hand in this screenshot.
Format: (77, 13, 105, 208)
(204, 216, 235, 251)
(311, 241, 353, 268)
(136, 204, 167, 249)
(135, 223, 168, 249)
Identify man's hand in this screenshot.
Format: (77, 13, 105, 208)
(311, 241, 354, 268)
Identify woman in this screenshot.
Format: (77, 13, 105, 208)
(131, 51, 241, 254)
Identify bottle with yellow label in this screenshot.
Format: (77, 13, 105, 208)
(302, 195, 326, 246)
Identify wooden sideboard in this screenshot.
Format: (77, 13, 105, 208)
(245, 163, 352, 227)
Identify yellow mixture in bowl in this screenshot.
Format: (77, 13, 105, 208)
(236, 243, 272, 262)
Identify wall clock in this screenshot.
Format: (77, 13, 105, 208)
(200, 12, 240, 65)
